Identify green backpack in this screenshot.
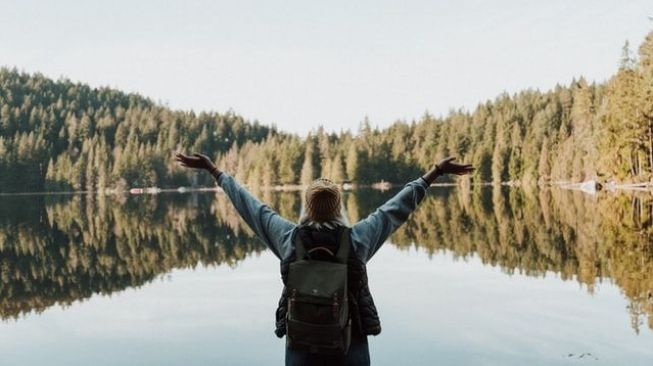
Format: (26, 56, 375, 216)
(285, 227, 352, 355)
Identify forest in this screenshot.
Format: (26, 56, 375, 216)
(0, 31, 652, 193)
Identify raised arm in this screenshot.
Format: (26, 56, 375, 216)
(351, 157, 474, 263)
(175, 153, 296, 259)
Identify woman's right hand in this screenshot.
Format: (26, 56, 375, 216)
(175, 153, 219, 173)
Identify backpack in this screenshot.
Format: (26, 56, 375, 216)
(285, 226, 352, 355)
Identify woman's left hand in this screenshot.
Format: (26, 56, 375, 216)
(175, 153, 218, 172)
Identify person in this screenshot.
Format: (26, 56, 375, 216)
(175, 152, 474, 366)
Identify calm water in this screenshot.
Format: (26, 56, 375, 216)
(0, 186, 652, 365)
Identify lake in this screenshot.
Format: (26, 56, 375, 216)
(0, 186, 652, 365)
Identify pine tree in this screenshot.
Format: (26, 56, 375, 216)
(538, 137, 551, 182)
(345, 144, 359, 182)
(620, 40, 636, 70)
(300, 139, 316, 185)
(637, 31, 653, 177)
(331, 153, 345, 183)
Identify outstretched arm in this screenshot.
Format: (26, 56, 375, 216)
(175, 153, 296, 259)
(351, 156, 474, 263)
(421, 156, 474, 184)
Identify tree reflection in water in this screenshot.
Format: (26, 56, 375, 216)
(0, 187, 651, 332)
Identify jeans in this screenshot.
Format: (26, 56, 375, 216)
(285, 337, 370, 366)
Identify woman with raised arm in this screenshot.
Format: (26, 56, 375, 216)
(176, 152, 473, 366)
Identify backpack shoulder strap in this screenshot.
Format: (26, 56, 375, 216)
(335, 227, 351, 263)
(294, 227, 308, 260)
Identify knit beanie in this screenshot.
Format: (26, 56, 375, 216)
(304, 178, 342, 222)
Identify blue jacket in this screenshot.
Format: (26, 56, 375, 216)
(215, 173, 429, 263)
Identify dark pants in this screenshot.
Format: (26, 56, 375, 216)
(285, 337, 370, 366)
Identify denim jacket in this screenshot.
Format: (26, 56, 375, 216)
(214, 173, 429, 263)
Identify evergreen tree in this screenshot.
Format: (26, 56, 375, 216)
(300, 139, 316, 185)
(345, 144, 360, 182)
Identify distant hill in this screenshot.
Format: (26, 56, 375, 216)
(0, 30, 652, 192)
(215, 30, 653, 187)
(0, 68, 276, 192)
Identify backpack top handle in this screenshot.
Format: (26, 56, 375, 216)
(294, 226, 351, 264)
(307, 247, 335, 257)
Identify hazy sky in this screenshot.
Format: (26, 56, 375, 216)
(1, 0, 651, 135)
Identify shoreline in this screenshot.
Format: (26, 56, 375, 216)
(0, 181, 651, 196)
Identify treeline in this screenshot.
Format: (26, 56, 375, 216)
(0, 69, 275, 192)
(1, 31, 652, 192)
(220, 32, 653, 186)
(1, 187, 651, 331)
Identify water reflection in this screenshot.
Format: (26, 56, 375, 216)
(0, 187, 652, 332)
